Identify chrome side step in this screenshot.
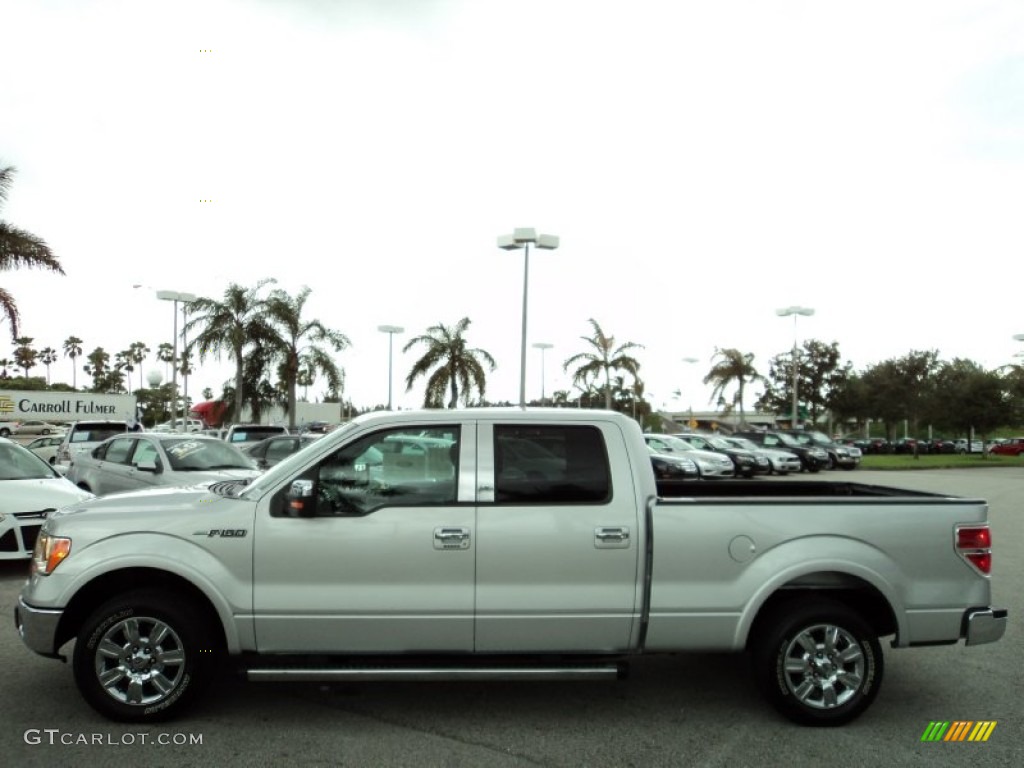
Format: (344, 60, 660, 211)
(247, 665, 623, 682)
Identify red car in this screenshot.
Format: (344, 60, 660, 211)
(988, 437, 1024, 456)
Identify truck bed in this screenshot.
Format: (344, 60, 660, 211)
(659, 480, 965, 499)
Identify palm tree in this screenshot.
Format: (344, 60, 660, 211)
(404, 317, 496, 408)
(114, 350, 134, 394)
(63, 336, 83, 389)
(40, 346, 58, 384)
(704, 347, 764, 427)
(563, 318, 644, 410)
(128, 341, 150, 392)
(83, 347, 110, 391)
(262, 286, 349, 429)
(156, 342, 175, 380)
(1, 164, 65, 340)
(13, 336, 37, 379)
(183, 279, 277, 423)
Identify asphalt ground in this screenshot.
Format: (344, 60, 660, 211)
(0, 468, 1020, 767)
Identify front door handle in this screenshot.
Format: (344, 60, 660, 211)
(595, 526, 630, 549)
(434, 527, 471, 550)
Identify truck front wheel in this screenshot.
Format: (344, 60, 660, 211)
(72, 590, 217, 722)
(752, 599, 883, 726)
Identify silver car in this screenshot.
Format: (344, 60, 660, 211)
(66, 433, 261, 496)
(643, 434, 736, 478)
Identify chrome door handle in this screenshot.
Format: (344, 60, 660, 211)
(434, 527, 471, 550)
(595, 526, 630, 549)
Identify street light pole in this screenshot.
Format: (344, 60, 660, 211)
(378, 325, 404, 410)
(682, 357, 698, 428)
(776, 306, 815, 428)
(532, 342, 553, 405)
(498, 229, 559, 407)
(157, 290, 198, 432)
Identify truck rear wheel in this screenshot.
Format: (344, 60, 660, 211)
(73, 590, 217, 722)
(752, 599, 883, 726)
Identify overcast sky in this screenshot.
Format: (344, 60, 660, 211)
(2, 0, 1022, 413)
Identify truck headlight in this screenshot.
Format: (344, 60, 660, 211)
(32, 532, 72, 576)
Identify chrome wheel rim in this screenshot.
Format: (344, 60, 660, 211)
(94, 616, 186, 706)
(782, 623, 864, 709)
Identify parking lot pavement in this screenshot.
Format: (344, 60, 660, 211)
(0, 469, 1020, 767)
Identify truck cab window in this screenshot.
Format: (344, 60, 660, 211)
(494, 425, 610, 504)
(275, 426, 460, 517)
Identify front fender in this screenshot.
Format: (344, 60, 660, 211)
(27, 532, 253, 654)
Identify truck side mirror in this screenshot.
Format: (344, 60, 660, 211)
(286, 478, 316, 517)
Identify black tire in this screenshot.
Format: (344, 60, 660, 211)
(752, 599, 883, 726)
(0, 427, 10, 437)
(806, 464, 821, 473)
(827, 455, 837, 470)
(73, 590, 218, 722)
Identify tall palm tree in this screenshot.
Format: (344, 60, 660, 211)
(404, 317, 496, 408)
(183, 279, 277, 422)
(83, 347, 110, 391)
(128, 341, 150, 392)
(704, 347, 764, 427)
(114, 349, 134, 394)
(1, 164, 65, 340)
(156, 342, 175, 380)
(262, 286, 349, 429)
(563, 318, 644, 410)
(39, 346, 57, 385)
(63, 336, 83, 389)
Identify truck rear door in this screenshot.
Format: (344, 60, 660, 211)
(474, 420, 640, 652)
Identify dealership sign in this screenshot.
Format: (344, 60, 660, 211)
(0, 390, 137, 423)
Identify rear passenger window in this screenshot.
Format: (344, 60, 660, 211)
(494, 425, 610, 504)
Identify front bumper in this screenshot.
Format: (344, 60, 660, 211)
(14, 596, 65, 659)
(963, 607, 1008, 646)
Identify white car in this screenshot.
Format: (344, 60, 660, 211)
(0, 437, 94, 559)
(722, 436, 802, 475)
(24, 435, 65, 465)
(643, 434, 736, 478)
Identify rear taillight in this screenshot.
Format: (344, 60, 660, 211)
(956, 525, 993, 576)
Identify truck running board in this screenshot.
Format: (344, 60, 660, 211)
(247, 664, 625, 682)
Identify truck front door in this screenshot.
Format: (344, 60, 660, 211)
(252, 423, 476, 653)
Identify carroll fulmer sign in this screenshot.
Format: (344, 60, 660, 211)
(0, 390, 137, 422)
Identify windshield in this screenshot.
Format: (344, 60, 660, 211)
(774, 433, 803, 448)
(0, 441, 59, 480)
(162, 439, 256, 471)
(705, 436, 734, 450)
(727, 437, 759, 451)
(651, 435, 697, 452)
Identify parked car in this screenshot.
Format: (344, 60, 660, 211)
(643, 434, 736, 478)
(153, 418, 205, 433)
(241, 434, 322, 470)
(721, 436, 801, 475)
(674, 433, 769, 477)
(782, 429, 861, 470)
(954, 439, 985, 455)
(54, 420, 132, 473)
(0, 437, 94, 559)
(24, 435, 64, 465)
(66, 433, 261, 496)
(223, 424, 290, 444)
(732, 430, 829, 472)
(988, 437, 1024, 457)
(4, 420, 65, 437)
(648, 445, 700, 493)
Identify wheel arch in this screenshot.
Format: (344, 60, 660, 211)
(55, 568, 228, 655)
(743, 571, 898, 651)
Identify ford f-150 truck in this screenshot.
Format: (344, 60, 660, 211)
(15, 409, 1007, 726)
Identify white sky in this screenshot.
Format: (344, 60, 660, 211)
(2, 0, 1022, 413)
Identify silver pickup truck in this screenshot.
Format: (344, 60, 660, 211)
(15, 409, 1006, 726)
